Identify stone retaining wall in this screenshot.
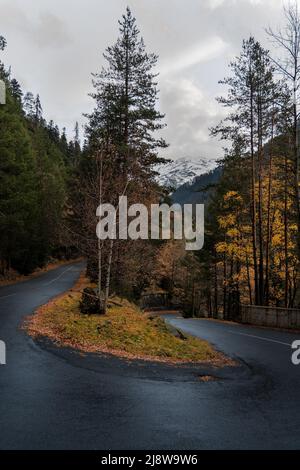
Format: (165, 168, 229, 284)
(240, 305, 300, 329)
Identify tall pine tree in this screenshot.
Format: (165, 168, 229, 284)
(86, 7, 167, 178)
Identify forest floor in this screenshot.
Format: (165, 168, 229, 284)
(24, 273, 232, 365)
(0, 258, 84, 287)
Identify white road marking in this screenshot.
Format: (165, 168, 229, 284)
(228, 330, 291, 346)
(0, 293, 17, 300)
(43, 266, 74, 286)
(167, 318, 295, 347)
(0, 264, 79, 301)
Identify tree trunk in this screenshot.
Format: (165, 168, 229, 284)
(284, 151, 289, 307)
(246, 252, 252, 305)
(223, 254, 227, 320)
(104, 239, 114, 314)
(250, 82, 259, 304)
(213, 254, 218, 318)
(98, 151, 103, 310)
(293, 79, 300, 268)
(265, 114, 274, 306)
(257, 88, 264, 305)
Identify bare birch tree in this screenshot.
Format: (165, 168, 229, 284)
(266, 1, 300, 260)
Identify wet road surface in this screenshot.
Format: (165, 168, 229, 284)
(0, 262, 299, 450)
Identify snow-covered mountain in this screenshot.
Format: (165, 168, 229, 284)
(156, 157, 216, 189)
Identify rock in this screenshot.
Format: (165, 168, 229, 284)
(80, 287, 104, 315)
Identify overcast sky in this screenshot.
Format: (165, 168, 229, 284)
(0, 0, 291, 163)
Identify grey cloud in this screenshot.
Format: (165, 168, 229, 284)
(27, 12, 71, 48)
(0, 0, 291, 161)
(160, 77, 226, 161)
(0, 2, 70, 48)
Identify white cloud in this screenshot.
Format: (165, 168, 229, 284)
(0, 3, 70, 48)
(160, 78, 226, 161)
(160, 36, 227, 77)
(208, 0, 281, 7)
(207, 0, 226, 9)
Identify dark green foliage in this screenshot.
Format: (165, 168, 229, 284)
(0, 36, 77, 275)
(172, 167, 222, 206)
(86, 7, 167, 174)
(0, 87, 39, 273)
(0, 36, 6, 51)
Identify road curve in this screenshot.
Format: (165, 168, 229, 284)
(0, 264, 300, 450)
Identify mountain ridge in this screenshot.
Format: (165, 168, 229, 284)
(156, 157, 217, 189)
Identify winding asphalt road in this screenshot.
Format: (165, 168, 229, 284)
(0, 261, 300, 450)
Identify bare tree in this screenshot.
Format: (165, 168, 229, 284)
(97, 150, 104, 312)
(103, 180, 129, 313)
(266, 1, 300, 259)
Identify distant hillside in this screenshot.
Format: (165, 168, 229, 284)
(171, 166, 222, 205)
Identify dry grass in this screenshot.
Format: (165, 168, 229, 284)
(24, 275, 232, 366)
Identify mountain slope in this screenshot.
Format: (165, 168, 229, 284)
(171, 166, 222, 205)
(156, 157, 216, 189)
